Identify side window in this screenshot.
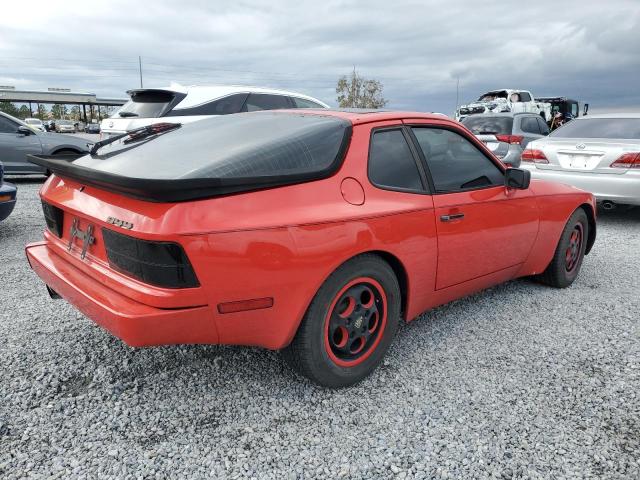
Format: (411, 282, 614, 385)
(521, 117, 541, 134)
(166, 93, 249, 116)
(0, 116, 18, 133)
(536, 117, 550, 135)
(292, 97, 324, 109)
(519, 91, 532, 102)
(368, 129, 424, 192)
(412, 128, 504, 193)
(571, 103, 579, 117)
(243, 94, 291, 112)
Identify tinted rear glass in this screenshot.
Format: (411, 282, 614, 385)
(550, 118, 640, 139)
(115, 91, 176, 118)
(75, 112, 350, 180)
(462, 116, 513, 135)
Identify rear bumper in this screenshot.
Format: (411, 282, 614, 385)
(25, 242, 218, 347)
(525, 167, 640, 206)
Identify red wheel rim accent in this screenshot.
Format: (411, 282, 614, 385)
(323, 277, 388, 367)
(565, 223, 583, 272)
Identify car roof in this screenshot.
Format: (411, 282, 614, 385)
(127, 84, 330, 109)
(269, 109, 452, 126)
(461, 112, 538, 119)
(577, 113, 640, 119)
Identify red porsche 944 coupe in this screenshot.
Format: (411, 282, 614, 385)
(26, 110, 596, 387)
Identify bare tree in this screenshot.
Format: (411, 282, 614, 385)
(336, 68, 388, 109)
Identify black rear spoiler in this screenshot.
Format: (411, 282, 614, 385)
(27, 154, 339, 203)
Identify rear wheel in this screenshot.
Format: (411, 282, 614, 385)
(283, 255, 401, 387)
(538, 209, 588, 288)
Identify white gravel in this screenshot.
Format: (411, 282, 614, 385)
(1, 180, 639, 479)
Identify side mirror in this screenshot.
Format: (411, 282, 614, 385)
(505, 168, 531, 190)
(583, 103, 589, 116)
(17, 126, 33, 136)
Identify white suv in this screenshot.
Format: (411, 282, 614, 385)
(100, 84, 329, 137)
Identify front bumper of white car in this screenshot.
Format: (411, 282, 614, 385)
(522, 165, 640, 206)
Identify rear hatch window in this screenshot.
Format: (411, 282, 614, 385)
(29, 111, 352, 202)
(462, 116, 513, 135)
(115, 90, 180, 119)
(550, 118, 640, 139)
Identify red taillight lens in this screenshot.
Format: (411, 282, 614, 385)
(610, 152, 640, 169)
(495, 134, 524, 145)
(521, 149, 549, 164)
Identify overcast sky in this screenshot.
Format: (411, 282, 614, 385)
(1, 0, 639, 115)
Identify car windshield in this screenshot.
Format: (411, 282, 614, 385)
(478, 91, 508, 102)
(462, 116, 513, 134)
(114, 90, 176, 119)
(25, 119, 42, 125)
(58, 120, 72, 125)
(74, 111, 350, 180)
(550, 118, 640, 139)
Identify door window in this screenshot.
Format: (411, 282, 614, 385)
(0, 116, 18, 133)
(243, 94, 291, 112)
(166, 93, 249, 116)
(412, 128, 503, 193)
(518, 91, 532, 102)
(536, 117, 550, 135)
(368, 129, 424, 192)
(520, 117, 541, 134)
(291, 97, 325, 108)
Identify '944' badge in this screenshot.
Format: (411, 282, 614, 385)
(107, 216, 134, 229)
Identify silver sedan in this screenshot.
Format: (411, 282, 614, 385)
(0, 112, 92, 175)
(520, 113, 640, 207)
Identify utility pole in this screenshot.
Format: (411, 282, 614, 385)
(455, 76, 460, 111)
(138, 56, 143, 88)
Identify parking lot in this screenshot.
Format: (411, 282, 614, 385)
(0, 179, 638, 479)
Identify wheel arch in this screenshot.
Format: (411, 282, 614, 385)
(51, 147, 83, 155)
(579, 203, 596, 255)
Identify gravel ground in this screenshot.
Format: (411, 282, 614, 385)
(1, 179, 638, 479)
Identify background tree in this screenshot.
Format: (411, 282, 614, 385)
(0, 101, 20, 117)
(18, 105, 30, 119)
(51, 104, 68, 119)
(336, 68, 388, 109)
(70, 105, 81, 121)
(37, 104, 48, 120)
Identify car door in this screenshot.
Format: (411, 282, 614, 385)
(0, 115, 43, 173)
(409, 125, 539, 290)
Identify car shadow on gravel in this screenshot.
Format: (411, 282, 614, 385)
(596, 204, 640, 223)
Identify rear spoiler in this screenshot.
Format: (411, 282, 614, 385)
(27, 154, 340, 203)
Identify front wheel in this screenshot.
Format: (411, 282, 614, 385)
(538, 208, 588, 288)
(283, 255, 401, 387)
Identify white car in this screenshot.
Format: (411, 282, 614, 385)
(24, 118, 45, 132)
(456, 89, 551, 122)
(520, 113, 640, 208)
(100, 84, 329, 137)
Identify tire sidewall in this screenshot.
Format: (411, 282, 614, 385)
(557, 210, 589, 285)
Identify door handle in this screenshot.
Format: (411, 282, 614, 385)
(440, 213, 465, 222)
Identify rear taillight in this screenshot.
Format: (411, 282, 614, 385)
(102, 228, 199, 289)
(521, 149, 549, 164)
(41, 201, 64, 237)
(495, 134, 524, 145)
(610, 152, 640, 169)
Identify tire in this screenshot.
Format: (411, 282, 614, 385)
(538, 208, 588, 288)
(283, 254, 401, 388)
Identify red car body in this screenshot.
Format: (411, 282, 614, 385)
(26, 110, 595, 361)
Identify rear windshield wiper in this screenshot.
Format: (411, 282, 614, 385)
(90, 122, 181, 155)
(118, 111, 139, 117)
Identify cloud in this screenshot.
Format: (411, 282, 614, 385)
(0, 0, 638, 115)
